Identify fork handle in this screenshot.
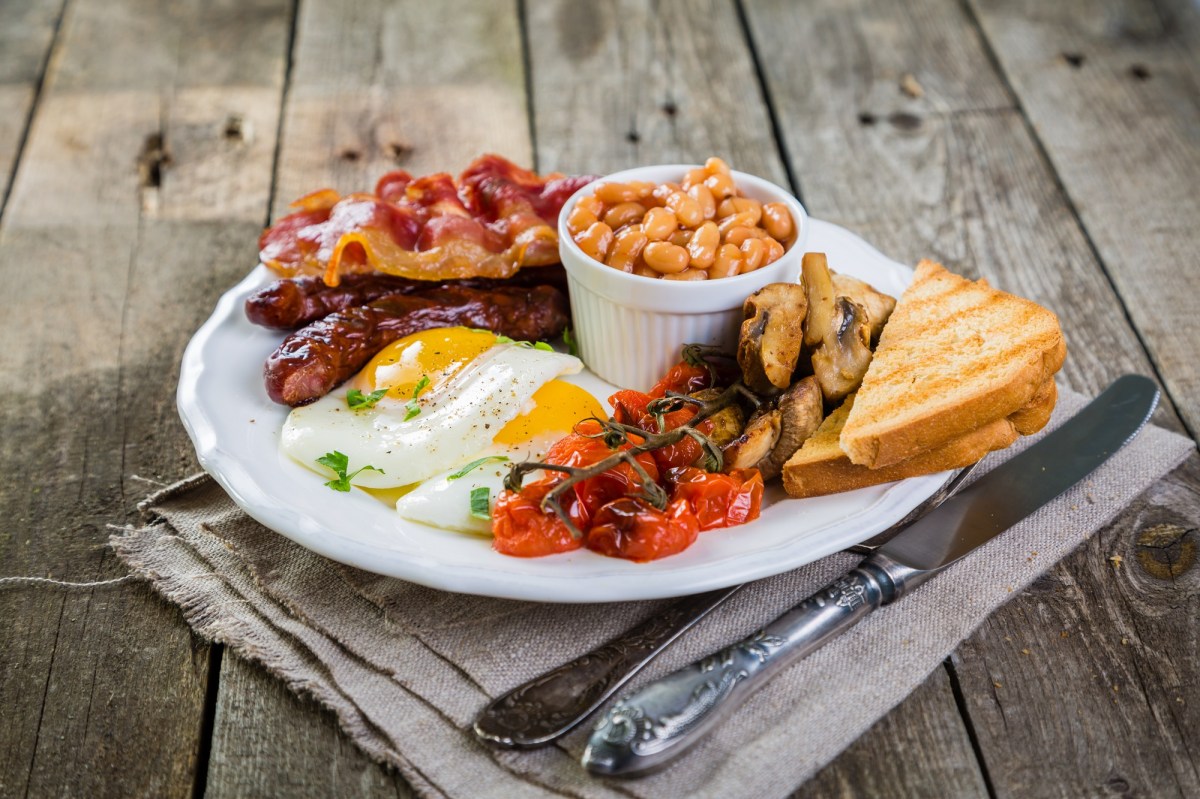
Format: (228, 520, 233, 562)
(473, 585, 741, 748)
(582, 555, 927, 776)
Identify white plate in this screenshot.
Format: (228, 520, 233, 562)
(177, 219, 943, 602)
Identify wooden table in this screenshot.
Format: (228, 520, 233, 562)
(1, 0, 1196, 796)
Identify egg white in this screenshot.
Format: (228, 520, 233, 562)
(393, 437, 559, 534)
(280, 343, 583, 489)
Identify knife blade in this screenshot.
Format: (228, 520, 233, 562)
(582, 375, 1158, 776)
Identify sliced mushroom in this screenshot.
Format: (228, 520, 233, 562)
(831, 272, 896, 343)
(801, 253, 834, 350)
(810, 297, 873, 403)
(737, 283, 808, 394)
(722, 408, 781, 471)
(689, 388, 746, 447)
(803, 253, 874, 403)
(756, 377, 824, 480)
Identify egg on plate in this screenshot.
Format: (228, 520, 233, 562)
(280, 327, 603, 533)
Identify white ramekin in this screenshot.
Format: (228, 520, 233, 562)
(558, 164, 809, 390)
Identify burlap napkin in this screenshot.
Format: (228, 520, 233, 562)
(111, 386, 1193, 798)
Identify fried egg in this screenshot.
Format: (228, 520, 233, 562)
(281, 327, 603, 530)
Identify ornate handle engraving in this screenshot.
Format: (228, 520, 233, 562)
(474, 586, 740, 748)
(583, 567, 895, 776)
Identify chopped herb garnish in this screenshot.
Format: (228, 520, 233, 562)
(532, 341, 554, 352)
(317, 451, 383, 492)
(404, 375, 431, 421)
(447, 455, 510, 480)
(563, 327, 578, 357)
(346, 388, 388, 410)
(469, 486, 491, 520)
(494, 334, 515, 344)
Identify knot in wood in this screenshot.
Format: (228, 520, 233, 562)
(1135, 522, 1195, 580)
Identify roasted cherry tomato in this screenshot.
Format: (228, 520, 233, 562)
(647, 361, 711, 398)
(668, 467, 764, 530)
(585, 497, 700, 562)
(492, 481, 582, 557)
(608, 389, 652, 425)
(641, 406, 716, 472)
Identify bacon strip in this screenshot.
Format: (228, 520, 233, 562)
(259, 155, 596, 285)
(264, 285, 570, 406)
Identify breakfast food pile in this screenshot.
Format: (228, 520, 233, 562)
(246, 155, 1065, 563)
(565, 157, 796, 280)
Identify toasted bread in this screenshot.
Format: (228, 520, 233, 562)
(782, 380, 1057, 499)
(840, 261, 1066, 468)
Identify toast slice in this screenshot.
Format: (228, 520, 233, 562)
(840, 260, 1066, 469)
(782, 379, 1057, 499)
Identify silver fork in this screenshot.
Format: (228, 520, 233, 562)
(472, 463, 980, 749)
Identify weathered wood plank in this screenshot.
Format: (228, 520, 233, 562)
(951, 455, 1200, 799)
(527, 1, 989, 795)
(0, 0, 63, 215)
(203, 2, 529, 795)
(742, 0, 1200, 795)
(271, 0, 532, 218)
(0, 0, 292, 796)
(969, 0, 1200, 437)
(208, 654, 414, 799)
(792, 667, 989, 799)
(525, 0, 787, 182)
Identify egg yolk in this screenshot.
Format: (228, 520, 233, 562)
(357, 327, 497, 398)
(356, 326, 603, 444)
(493, 380, 605, 444)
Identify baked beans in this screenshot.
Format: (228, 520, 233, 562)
(567, 158, 795, 280)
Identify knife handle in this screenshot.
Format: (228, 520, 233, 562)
(582, 555, 924, 776)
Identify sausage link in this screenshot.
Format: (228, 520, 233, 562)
(264, 285, 569, 406)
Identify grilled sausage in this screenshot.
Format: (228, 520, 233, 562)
(264, 284, 570, 406)
(245, 266, 569, 329)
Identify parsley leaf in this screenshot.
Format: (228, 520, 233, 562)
(447, 455, 510, 481)
(469, 486, 492, 520)
(562, 326, 579, 357)
(317, 451, 384, 492)
(346, 388, 388, 410)
(404, 375, 431, 421)
(532, 341, 554, 352)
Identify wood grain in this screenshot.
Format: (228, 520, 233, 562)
(793, 668, 990, 799)
(203, 1, 529, 795)
(742, 0, 1200, 794)
(524, 0, 787, 182)
(969, 0, 1200, 437)
(0, 0, 63, 215)
(207, 654, 414, 799)
(0, 0, 291, 796)
(951, 455, 1200, 799)
(271, 0, 531, 218)
(527, 1, 989, 795)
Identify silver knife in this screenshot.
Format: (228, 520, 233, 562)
(582, 374, 1159, 776)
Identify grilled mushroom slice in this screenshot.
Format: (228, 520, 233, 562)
(810, 297, 873, 403)
(803, 253, 874, 403)
(689, 388, 746, 447)
(832, 273, 896, 343)
(737, 283, 808, 394)
(723, 408, 781, 470)
(756, 377, 824, 480)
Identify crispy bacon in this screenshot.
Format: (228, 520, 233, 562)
(258, 155, 596, 286)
